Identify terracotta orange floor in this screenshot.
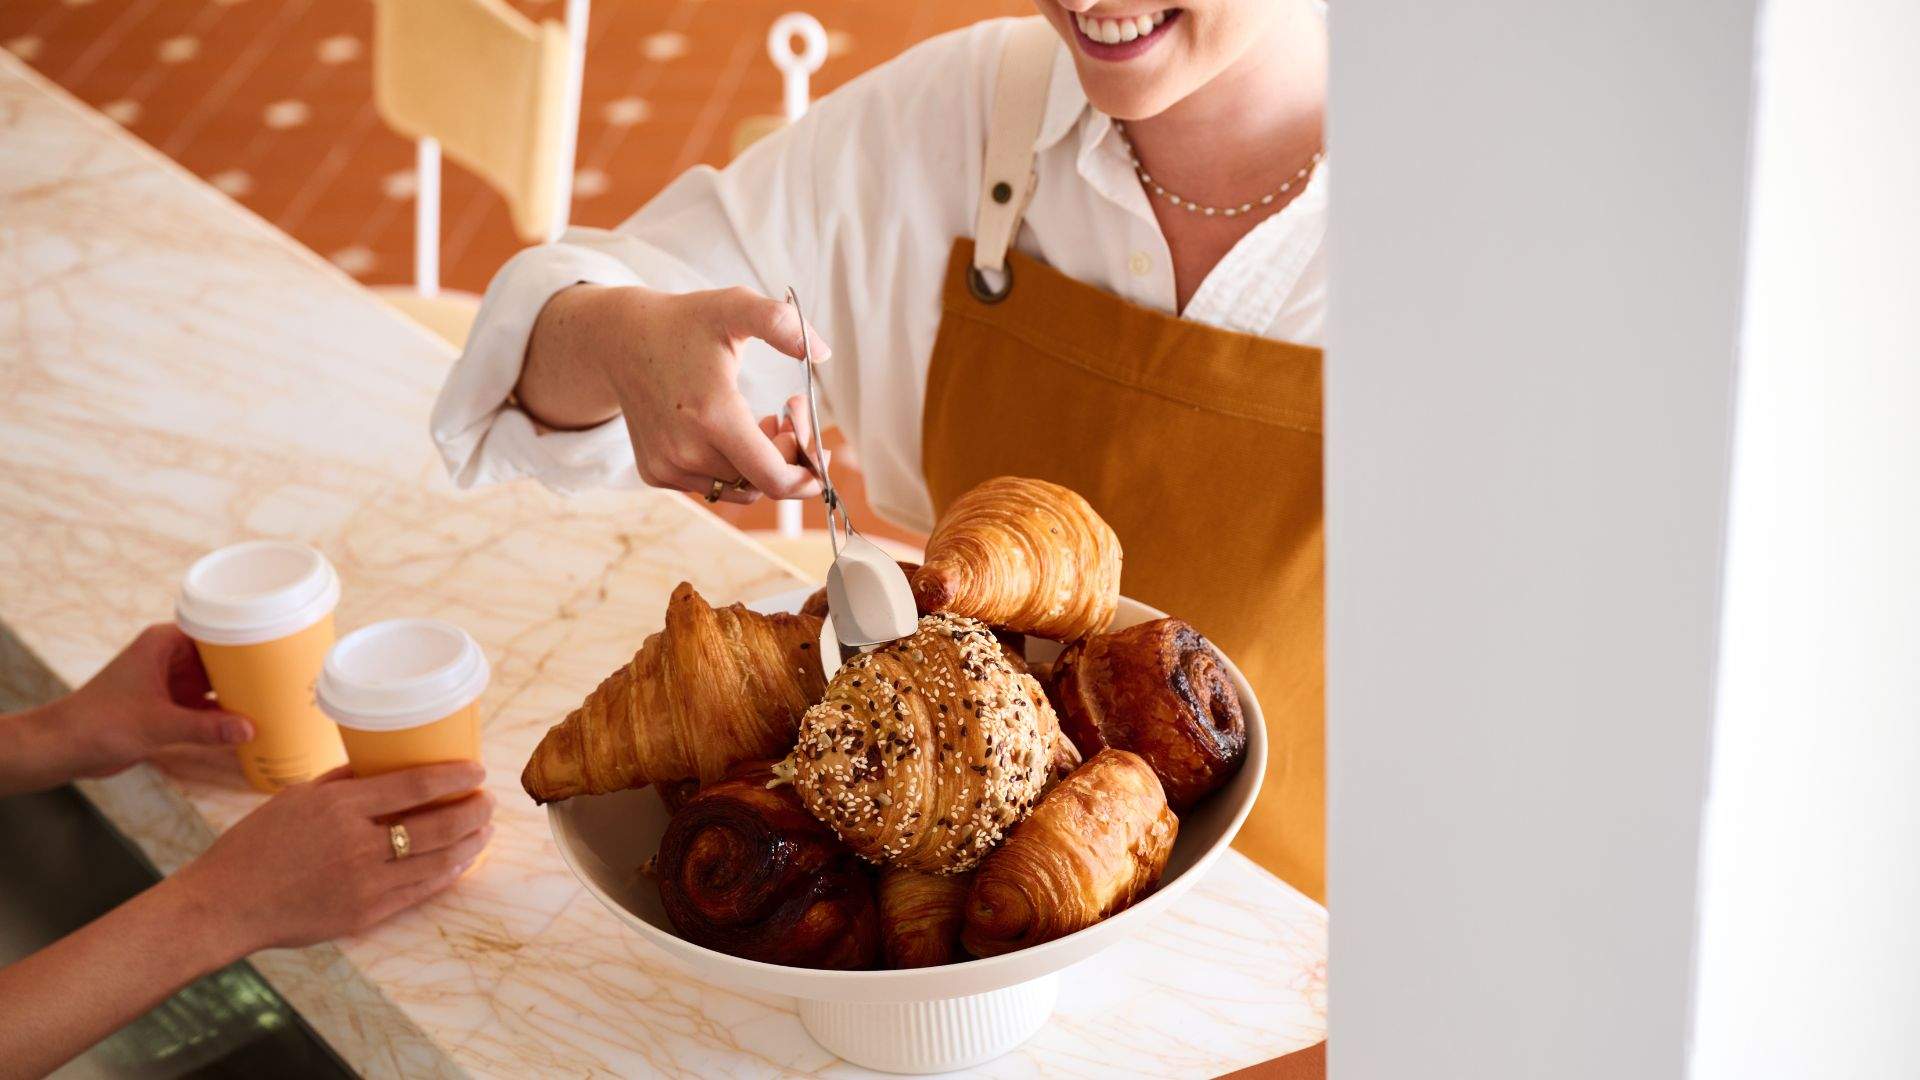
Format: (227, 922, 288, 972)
(2, 0, 1028, 545)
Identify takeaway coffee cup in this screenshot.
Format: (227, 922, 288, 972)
(175, 541, 349, 792)
(315, 618, 489, 804)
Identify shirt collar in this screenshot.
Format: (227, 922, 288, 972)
(1031, 44, 1158, 223)
(1034, 43, 1087, 155)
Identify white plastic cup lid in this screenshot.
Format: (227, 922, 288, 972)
(175, 541, 341, 646)
(316, 618, 490, 731)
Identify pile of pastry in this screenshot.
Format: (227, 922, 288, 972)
(522, 476, 1249, 970)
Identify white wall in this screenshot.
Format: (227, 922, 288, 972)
(1325, 2, 1757, 1076)
(1690, 2, 1920, 1076)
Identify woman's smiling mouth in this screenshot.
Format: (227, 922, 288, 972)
(1070, 8, 1182, 61)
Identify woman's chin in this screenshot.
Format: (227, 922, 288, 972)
(1074, 72, 1192, 123)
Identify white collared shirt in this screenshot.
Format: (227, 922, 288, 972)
(431, 16, 1327, 533)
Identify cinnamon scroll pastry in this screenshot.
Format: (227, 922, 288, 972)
(654, 762, 879, 969)
(1047, 618, 1246, 810)
(961, 749, 1178, 957)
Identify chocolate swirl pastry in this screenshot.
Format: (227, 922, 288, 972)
(655, 762, 879, 969)
(878, 867, 972, 968)
(1047, 618, 1246, 811)
(792, 613, 1054, 874)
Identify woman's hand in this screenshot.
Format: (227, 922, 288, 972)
(0, 623, 253, 796)
(0, 762, 493, 1077)
(516, 283, 829, 503)
(62, 623, 252, 775)
(170, 762, 494, 954)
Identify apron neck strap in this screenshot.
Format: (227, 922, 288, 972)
(972, 18, 1058, 278)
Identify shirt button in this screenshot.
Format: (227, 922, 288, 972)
(1128, 251, 1151, 277)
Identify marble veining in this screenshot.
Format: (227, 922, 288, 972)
(0, 54, 1325, 1078)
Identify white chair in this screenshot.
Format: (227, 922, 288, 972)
(369, 0, 588, 348)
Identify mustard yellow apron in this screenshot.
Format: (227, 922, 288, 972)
(916, 20, 1326, 903)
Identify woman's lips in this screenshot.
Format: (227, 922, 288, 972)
(1070, 8, 1181, 62)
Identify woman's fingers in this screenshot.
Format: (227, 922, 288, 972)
(641, 460, 759, 504)
(151, 705, 252, 749)
(365, 827, 492, 924)
(388, 825, 493, 889)
(389, 790, 493, 858)
(708, 395, 822, 500)
(349, 761, 487, 817)
(712, 287, 831, 363)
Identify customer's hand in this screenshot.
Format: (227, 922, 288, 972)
(519, 283, 829, 503)
(55, 623, 252, 780)
(170, 762, 494, 953)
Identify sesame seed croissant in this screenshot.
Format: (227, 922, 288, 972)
(912, 477, 1123, 642)
(791, 614, 1055, 875)
(521, 583, 825, 804)
(961, 749, 1178, 958)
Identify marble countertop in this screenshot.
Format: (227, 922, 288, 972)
(0, 54, 1325, 1078)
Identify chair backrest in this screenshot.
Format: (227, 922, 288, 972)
(372, 0, 571, 243)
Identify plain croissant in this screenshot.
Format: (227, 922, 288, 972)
(912, 476, 1123, 642)
(521, 583, 825, 804)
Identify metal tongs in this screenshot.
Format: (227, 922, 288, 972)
(783, 287, 917, 675)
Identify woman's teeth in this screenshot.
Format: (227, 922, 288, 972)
(1076, 10, 1169, 45)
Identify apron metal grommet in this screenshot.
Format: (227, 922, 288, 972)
(991, 180, 1013, 204)
(967, 263, 1013, 305)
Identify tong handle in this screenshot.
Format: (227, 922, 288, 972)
(783, 286, 853, 558)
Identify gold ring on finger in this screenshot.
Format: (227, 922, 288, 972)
(705, 477, 727, 503)
(389, 822, 412, 860)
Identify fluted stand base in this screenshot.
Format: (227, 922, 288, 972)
(796, 973, 1059, 1074)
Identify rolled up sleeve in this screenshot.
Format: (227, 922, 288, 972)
(428, 235, 646, 492)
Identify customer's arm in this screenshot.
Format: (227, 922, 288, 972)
(0, 624, 250, 798)
(0, 762, 492, 1078)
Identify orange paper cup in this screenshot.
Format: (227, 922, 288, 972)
(316, 619, 490, 810)
(176, 541, 348, 792)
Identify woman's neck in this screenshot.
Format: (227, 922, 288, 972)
(1122, 1, 1326, 211)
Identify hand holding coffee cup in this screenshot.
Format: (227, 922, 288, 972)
(165, 761, 494, 956)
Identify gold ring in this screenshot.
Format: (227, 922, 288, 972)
(388, 822, 412, 860)
(705, 477, 727, 503)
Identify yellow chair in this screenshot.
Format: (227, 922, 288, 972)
(369, 0, 587, 349)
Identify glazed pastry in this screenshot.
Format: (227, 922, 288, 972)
(1048, 618, 1246, 810)
(878, 867, 972, 968)
(521, 582, 825, 804)
(791, 613, 1054, 874)
(961, 749, 1178, 958)
(655, 762, 880, 969)
(911, 477, 1123, 642)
